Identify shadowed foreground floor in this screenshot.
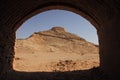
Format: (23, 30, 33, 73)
(5, 67, 109, 80)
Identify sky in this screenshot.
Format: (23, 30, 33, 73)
(16, 10, 98, 45)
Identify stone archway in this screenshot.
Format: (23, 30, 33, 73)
(0, 0, 120, 79)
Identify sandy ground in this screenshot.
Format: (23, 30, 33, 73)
(13, 50, 99, 72)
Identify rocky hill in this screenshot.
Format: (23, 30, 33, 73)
(14, 27, 99, 72)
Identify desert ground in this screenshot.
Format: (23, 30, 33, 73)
(14, 48, 99, 72)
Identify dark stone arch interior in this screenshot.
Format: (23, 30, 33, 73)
(0, 0, 120, 80)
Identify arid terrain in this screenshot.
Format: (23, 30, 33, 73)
(13, 27, 99, 72)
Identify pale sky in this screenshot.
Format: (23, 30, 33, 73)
(16, 10, 98, 45)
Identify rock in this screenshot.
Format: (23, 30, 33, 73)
(51, 26, 66, 33)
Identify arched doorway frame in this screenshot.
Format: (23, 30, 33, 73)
(1, 1, 120, 79)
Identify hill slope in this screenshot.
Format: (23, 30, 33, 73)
(14, 27, 99, 72)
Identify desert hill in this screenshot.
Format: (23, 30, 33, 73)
(14, 27, 99, 72)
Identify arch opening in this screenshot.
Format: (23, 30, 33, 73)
(15, 10, 99, 71)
